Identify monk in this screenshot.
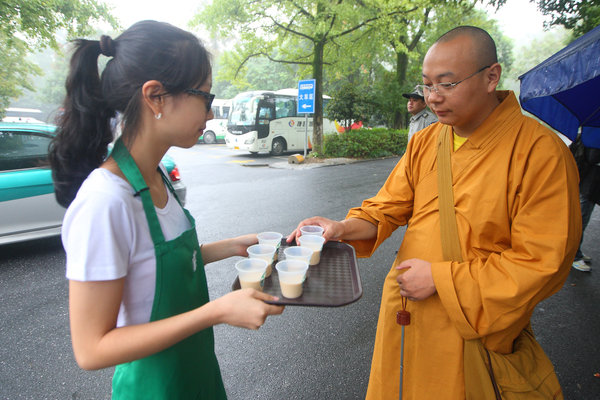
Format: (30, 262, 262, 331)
(288, 26, 581, 399)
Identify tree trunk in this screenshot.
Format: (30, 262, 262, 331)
(392, 51, 408, 129)
(312, 38, 325, 152)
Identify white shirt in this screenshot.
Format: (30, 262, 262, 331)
(63, 167, 191, 327)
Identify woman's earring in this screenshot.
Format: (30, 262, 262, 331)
(155, 113, 162, 120)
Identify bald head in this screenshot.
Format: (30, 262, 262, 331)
(434, 26, 498, 67)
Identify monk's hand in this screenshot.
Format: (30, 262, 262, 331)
(287, 216, 342, 244)
(395, 258, 436, 301)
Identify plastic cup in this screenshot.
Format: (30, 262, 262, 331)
(300, 225, 324, 236)
(247, 244, 277, 277)
(297, 235, 326, 265)
(283, 246, 314, 264)
(257, 232, 283, 261)
(257, 231, 283, 246)
(275, 260, 309, 299)
(235, 258, 268, 291)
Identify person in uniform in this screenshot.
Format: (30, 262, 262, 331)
(402, 88, 438, 141)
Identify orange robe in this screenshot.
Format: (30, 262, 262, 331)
(345, 91, 581, 400)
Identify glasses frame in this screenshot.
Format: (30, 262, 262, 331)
(184, 88, 215, 112)
(416, 65, 491, 97)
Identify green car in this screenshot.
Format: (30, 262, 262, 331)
(0, 122, 187, 245)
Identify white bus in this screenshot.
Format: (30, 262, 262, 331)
(225, 89, 336, 155)
(200, 99, 232, 144)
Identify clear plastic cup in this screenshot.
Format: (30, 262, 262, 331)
(300, 225, 324, 236)
(275, 260, 309, 299)
(257, 231, 283, 247)
(235, 258, 268, 291)
(297, 235, 326, 265)
(257, 232, 283, 261)
(247, 244, 277, 277)
(283, 246, 314, 264)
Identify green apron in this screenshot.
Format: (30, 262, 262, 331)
(110, 139, 227, 399)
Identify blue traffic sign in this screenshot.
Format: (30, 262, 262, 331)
(297, 79, 316, 114)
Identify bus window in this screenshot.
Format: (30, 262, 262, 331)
(222, 106, 230, 119)
(275, 98, 296, 118)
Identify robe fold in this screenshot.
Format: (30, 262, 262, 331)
(345, 91, 581, 400)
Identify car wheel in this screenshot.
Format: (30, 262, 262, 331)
(203, 131, 216, 144)
(271, 138, 285, 156)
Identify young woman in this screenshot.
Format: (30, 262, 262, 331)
(49, 20, 284, 399)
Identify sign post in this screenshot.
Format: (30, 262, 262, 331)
(297, 79, 316, 157)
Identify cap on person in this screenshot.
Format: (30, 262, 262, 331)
(402, 89, 424, 101)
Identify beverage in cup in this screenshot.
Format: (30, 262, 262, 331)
(297, 235, 326, 265)
(275, 260, 309, 299)
(235, 258, 268, 291)
(283, 246, 313, 264)
(299, 225, 324, 236)
(247, 244, 277, 277)
(257, 232, 283, 261)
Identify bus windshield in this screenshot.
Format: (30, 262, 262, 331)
(229, 95, 258, 126)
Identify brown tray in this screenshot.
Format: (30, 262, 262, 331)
(232, 238, 362, 307)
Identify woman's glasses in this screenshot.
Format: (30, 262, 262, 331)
(184, 88, 215, 112)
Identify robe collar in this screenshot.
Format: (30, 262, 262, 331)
(460, 90, 523, 150)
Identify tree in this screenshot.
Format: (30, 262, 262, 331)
(325, 81, 375, 130)
(361, 2, 514, 129)
(0, 0, 117, 117)
(536, 0, 600, 38)
(193, 0, 423, 151)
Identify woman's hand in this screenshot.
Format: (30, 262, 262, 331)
(214, 289, 284, 330)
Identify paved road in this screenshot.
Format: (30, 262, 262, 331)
(1, 144, 599, 399)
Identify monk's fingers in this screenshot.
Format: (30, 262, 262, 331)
(400, 288, 417, 301)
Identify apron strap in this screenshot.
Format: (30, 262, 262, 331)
(112, 139, 166, 245)
(158, 158, 196, 227)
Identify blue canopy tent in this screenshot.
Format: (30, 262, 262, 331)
(519, 24, 600, 148)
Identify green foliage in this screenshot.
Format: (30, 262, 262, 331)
(538, 0, 600, 38)
(193, 0, 431, 149)
(325, 82, 376, 129)
(0, 31, 41, 115)
(323, 128, 408, 158)
(501, 27, 570, 93)
(0, 0, 117, 118)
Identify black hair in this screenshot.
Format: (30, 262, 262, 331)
(49, 20, 211, 207)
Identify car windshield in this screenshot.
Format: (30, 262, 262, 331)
(229, 96, 258, 126)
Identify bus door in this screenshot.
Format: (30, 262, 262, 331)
(256, 100, 275, 141)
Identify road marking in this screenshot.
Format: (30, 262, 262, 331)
(227, 160, 255, 164)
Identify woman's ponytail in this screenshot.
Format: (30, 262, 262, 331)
(49, 21, 211, 208)
(49, 39, 114, 208)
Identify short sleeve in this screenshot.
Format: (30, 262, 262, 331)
(63, 188, 134, 282)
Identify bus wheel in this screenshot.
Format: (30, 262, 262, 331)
(203, 131, 216, 144)
(271, 138, 285, 156)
